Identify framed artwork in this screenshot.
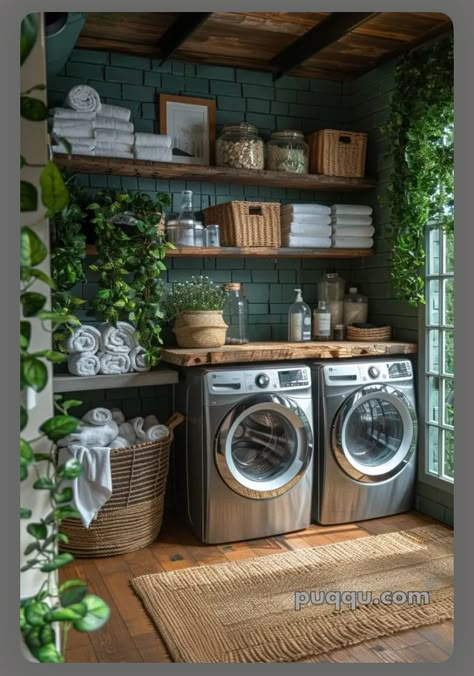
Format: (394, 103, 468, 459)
(159, 94, 216, 166)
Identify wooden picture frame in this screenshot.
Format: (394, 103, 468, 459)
(159, 94, 216, 166)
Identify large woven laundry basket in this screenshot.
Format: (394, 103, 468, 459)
(60, 414, 183, 557)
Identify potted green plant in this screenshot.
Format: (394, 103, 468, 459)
(163, 276, 228, 348)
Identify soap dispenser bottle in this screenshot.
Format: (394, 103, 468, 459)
(288, 289, 311, 342)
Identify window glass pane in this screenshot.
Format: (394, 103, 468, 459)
(443, 429, 454, 479)
(428, 329, 439, 373)
(427, 425, 439, 474)
(445, 229, 454, 273)
(443, 278, 454, 326)
(427, 280, 440, 325)
(427, 376, 439, 423)
(428, 228, 441, 274)
(443, 378, 454, 426)
(443, 330, 454, 375)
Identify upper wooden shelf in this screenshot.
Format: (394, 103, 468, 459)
(55, 155, 376, 192)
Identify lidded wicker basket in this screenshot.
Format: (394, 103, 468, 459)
(203, 200, 281, 247)
(309, 129, 367, 177)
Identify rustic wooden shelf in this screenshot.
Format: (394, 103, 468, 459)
(160, 341, 418, 367)
(53, 369, 179, 393)
(55, 155, 376, 192)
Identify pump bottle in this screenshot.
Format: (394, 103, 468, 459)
(288, 289, 311, 342)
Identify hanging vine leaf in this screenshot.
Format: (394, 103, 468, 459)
(20, 14, 38, 65)
(21, 181, 38, 212)
(20, 291, 46, 317)
(21, 96, 48, 121)
(40, 415, 79, 442)
(21, 226, 47, 268)
(72, 594, 111, 632)
(39, 161, 69, 216)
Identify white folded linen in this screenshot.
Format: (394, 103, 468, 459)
(94, 149, 134, 159)
(94, 141, 133, 153)
(93, 116, 134, 132)
(281, 203, 331, 216)
(109, 437, 129, 449)
(82, 408, 113, 426)
(282, 223, 332, 238)
(332, 236, 374, 248)
(98, 351, 131, 375)
(332, 226, 375, 238)
(110, 408, 125, 425)
(118, 422, 137, 446)
(67, 352, 100, 377)
(100, 103, 132, 122)
(94, 128, 135, 144)
(134, 147, 173, 162)
(129, 417, 147, 442)
(66, 85, 102, 113)
(52, 122, 94, 138)
(134, 133, 172, 148)
(65, 325, 101, 354)
(99, 321, 138, 353)
(58, 445, 111, 527)
(281, 214, 331, 226)
(331, 215, 373, 226)
(57, 420, 119, 448)
(142, 415, 169, 441)
(52, 108, 96, 120)
(129, 345, 150, 372)
(331, 204, 373, 216)
(52, 144, 95, 156)
(284, 235, 332, 248)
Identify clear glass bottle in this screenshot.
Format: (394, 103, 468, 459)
(223, 283, 249, 345)
(313, 301, 331, 341)
(177, 190, 195, 226)
(288, 289, 311, 342)
(266, 130, 309, 174)
(343, 287, 368, 326)
(318, 271, 346, 336)
(216, 122, 265, 170)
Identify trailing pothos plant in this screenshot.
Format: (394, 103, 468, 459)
(89, 189, 173, 366)
(383, 32, 454, 305)
(20, 14, 109, 662)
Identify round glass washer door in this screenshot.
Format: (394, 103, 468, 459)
(215, 394, 313, 499)
(332, 384, 417, 483)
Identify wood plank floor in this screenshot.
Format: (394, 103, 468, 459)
(59, 510, 453, 663)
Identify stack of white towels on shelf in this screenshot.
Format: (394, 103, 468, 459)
(133, 132, 172, 162)
(57, 406, 169, 527)
(280, 203, 332, 248)
(65, 322, 151, 377)
(331, 204, 374, 249)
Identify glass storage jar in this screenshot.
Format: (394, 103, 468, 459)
(216, 123, 265, 170)
(266, 130, 309, 174)
(223, 283, 249, 344)
(318, 271, 346, 337)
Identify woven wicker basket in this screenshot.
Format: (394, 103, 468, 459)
(346, 325, 392, 341)
(309, 129, 367, 177)
(60, 414, 183, 557)
(203, 200, 281, 247)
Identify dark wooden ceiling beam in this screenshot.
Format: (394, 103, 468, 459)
(157, 13, 212, 64)
(271, 12, 380, 79)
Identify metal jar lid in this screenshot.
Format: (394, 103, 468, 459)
(224, 282, 242, 291)
(270, 129, 305, 141)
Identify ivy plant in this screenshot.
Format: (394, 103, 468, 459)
(89, 189, 172, 366)
(20, 14, 109, 662)
(383, 32, 454, 305)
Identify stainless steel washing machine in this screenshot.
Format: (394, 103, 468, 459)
(174, 364, 314, 544)
(311, 358, 418, 525)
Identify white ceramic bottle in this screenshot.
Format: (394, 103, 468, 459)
(288, 289, 311, 342)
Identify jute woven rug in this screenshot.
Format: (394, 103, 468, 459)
(131, 525, 453, 662)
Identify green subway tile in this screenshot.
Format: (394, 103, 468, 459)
(270, 285, 282, 302)
(232, 270, 251, 282)
(245, 112, 275, 129)
(203, 258, 216, 270)
(137, 178, 156, 191)
(205, 271, 232, 283)
(236, 69, 273, 86)
(104, 66, 142, 84)
(172, 62, 185, 75)
(278, 269, 297, 283)
(216, 258, 245, 269)
(66, 62, 104, 80)
(121, 176, 138, 191)
(122, 84, 155, 102)
(168, 270, 197, 282)
(248, 325, 272, 341)
(134, 119, 154, 132)
(270, 303, 292, 314)
(216, 110, 241, 127)
(247, 98, 270, 114)
(252, 270, 278, 283)
(272, 325, 287, 340)
(289, 103, 320, 119)
(210, 81, 242, 97)
(275, 89, 296, 103)
(185, 64, 196, 77)
(196, 64, 234, 81)
(242, 84, 274, 101)
(218, 96, 246, 112)
(186, 91, 215, 101)
(89, 175, 108, 188)
(89, 80, 121, 98)
(144, 71, 162, 87)
(271, 101, 289, 115)
(185, 78, 209, 94)
(275, 75, 309, 91)
(48, 75, 83, 92)
(107, 175, 122, 189)
(276, 116, 302, 130)
(249, 315, 274, 324)
(142, 102, 157, 119)
(172, 258, 203, 270)
(243, 185, 260, 198)
(229, 184, 245, 197)
(161, 74, 186, 91)
(245, 258, 275, 270)
(111, 53, 151, 70)
(310, 78, 342, 94)
(246, 284, 269, 302)
(248, 303, 269, 314)
(70, 49, 109, 65)
(150, 60, 172, 73)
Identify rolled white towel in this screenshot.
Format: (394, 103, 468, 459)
(82, 407, 113, 426)
(281, 223, 332, 238)
(94, 129, 135, 144)
(145, 424, 169, 442)
(134, 133, 172, 148)
(134, 147, 172, 162)
(99, 321, 138, 353)
(284, 235, 332, 248)
(143, 414, 159, 431)
(52, 107, 96, 120)
(67, 352, 100, 377)
(129, 416, 147, 442)
(331, 204, 373, 216)
(109, 436, 130, 449)
(331, 215, 373, 226)
(110, 408, 126, 425)
(57, 420, 119, 448)
(52, 122, 94, 138)
(332, 236, 374, 249)
(52, 144, 95, 156)
(98, 351, 131, 375)
(281, 203, 331, 216)
(118, 422, 137, 445)
(129, 345, 150, 373)
(65, 325, 101, 354)
(281, 214, 331, 226)
(94, 141, 133, 154)
(66, 85, 102, 113)
(93, 116, 134, 133)
(332, 226, 375, 238)
(100, 103, 132, 122)
(94, 149, 134, 159)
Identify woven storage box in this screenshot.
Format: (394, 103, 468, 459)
(346, 325, 392, 341)
(309, 129, 367, 177)
(60, 414, 183, 557)
(203, 201, 281, 247)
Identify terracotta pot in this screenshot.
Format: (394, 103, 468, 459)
(173, 311, 228, 348)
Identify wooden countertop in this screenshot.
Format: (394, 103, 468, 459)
(160, 341, 417, 367)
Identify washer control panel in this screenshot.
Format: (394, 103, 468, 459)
(207, 366, 311, 395)
(323, 360, 412, 386)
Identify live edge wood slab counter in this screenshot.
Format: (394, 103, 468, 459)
(160, 341, 417, 367)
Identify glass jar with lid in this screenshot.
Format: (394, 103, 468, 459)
(266, 130, 309, 174)
(223, 283, 249, 344)
(216, 122, 265, 170)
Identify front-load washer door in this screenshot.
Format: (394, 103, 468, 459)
(332, 384, 417, 483)
(215, 394, 313, 500)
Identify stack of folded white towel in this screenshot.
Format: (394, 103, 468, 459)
(57, 406, 169, 526)
(331, 204, 374, 249)
(65, 322, 151, 376)
(280, 203, 332, 248)
(133, 132, 172, 162)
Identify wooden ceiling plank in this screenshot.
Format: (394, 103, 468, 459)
(271, 12, 380, 79)
(157, 13, 213, 63)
